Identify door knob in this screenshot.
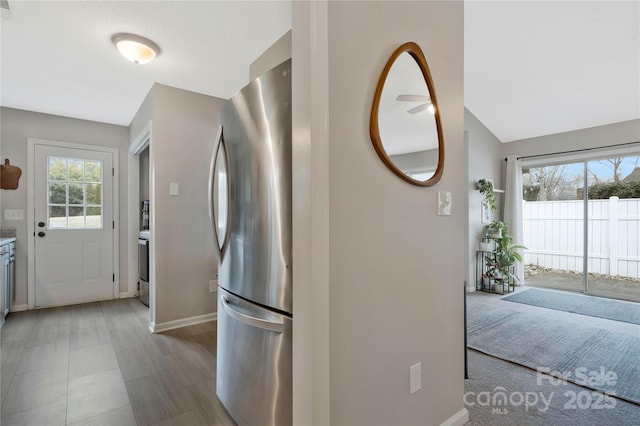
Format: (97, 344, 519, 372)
(38, 222, 45, 228)
(37, 231, 46, 237)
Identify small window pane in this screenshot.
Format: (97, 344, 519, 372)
(86, 183, 101, 205)
(68, 159, 84, 182)
(46, 156, 105, 231)
(50, 205, 66, 217)
(49, 158, 67, 180)
(49, 206, 67, 229)
(68, 206, 85, 229)
(86, 207, 102, 228)
(85, 161, 101, 182)
(49, 182, 67, 204)
(68, 183, 84, 205)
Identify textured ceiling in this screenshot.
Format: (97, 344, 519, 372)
(1, 1, 291, 126)
(2, 1, 638, 144)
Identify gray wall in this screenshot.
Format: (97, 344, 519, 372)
(129, 89, 153, 145)
(327, 3, 465, 423)
(501, 119, 640, 159)
(291, 1, 465, 424)
(0, 107, 130, 304)
(249, 30, 291, 81)
(464, 108, 503, 288)
(147, 84, 226, 325)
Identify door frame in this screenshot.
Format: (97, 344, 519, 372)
(128, 121, 154, 330)
(27, 138, 120, 309)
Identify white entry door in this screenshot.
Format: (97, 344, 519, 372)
(34, 144, 115, 308)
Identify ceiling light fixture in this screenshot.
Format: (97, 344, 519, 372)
(111, 33, 160, 65)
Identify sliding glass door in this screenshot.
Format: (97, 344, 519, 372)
(522, 153, 639, 302)
(585, 156, 639, 301)
(522, 162, 585, 293)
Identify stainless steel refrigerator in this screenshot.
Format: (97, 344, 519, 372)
(209, 59, 292, 426)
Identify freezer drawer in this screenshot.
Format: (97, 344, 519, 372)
(217, 287, 292, 426)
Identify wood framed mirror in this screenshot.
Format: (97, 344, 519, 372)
(370, 42, 444, 186)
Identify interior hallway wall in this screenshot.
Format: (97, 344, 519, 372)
(464, 108, 503, 289)
(146, 84, 226, 326)
(250, 30, 291, 81)
(292, 1, 467, 424)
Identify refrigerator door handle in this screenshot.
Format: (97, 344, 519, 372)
(209, 125, 225, 255)
(221, 296, 285, 333)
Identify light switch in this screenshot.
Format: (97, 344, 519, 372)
(437, 191, 452, 216)
(4, 209, 24, 220)
(169, 182, 180, 196)
(410, 362, 422, 395)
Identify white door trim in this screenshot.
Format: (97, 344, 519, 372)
(125, 147, 139, 300)
(127, 122, 151, 299)
(127, 122, 153, 329)
(27, 138, 120, 309)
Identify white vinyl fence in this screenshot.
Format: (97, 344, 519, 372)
(523, 197, 640, 279)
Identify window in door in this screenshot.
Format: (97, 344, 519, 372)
(48, 157, 103, 230)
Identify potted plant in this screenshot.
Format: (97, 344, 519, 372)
(484, 220, 526, 289)
(476, 179, 497, 213)
(484, 220, 505, 239)
(479, 240, 493, 252)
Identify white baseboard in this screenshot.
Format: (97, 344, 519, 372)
(440, 408, 469, 426)
(119, 292, 130, 298)
(10, 304, 28, 312)
(150, 312, 217, 333)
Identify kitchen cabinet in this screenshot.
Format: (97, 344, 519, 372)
(0, 247, 5, 328)
(1, 238, 16, 327)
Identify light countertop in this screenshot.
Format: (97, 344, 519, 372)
(0, 238, 16, 246)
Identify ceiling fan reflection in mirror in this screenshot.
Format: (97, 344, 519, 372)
(396, 94, 435, 115)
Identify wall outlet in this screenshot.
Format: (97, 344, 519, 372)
(209, 280, 217, 293)
(410, 362, 422, 395)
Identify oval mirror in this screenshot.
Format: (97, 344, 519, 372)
(370, 42, 444, 186)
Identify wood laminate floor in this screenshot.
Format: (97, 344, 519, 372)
(0, 298, 235, 426)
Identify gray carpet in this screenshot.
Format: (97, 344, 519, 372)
(502, 288, 640, 325)
(466, 350, 640, 425)
(467, 302, 640, 405)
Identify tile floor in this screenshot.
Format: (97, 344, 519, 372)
(0, 298, 236, 426)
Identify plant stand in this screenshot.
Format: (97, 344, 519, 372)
(475, 250, 515, 294)
(492, 277, 513, 295)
